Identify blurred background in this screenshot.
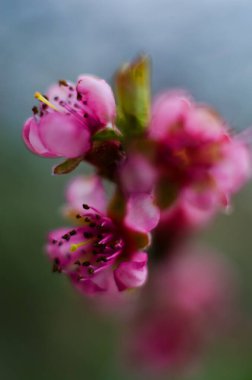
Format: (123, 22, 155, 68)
(1, 0, 252, 379)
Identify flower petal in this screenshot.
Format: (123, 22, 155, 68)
(77, 75, 116, 127)
(114, 252, 148, 291)
(125, 194, 160, 233)
(149, 91, 191, 140)
(22, 117, 55, 157)
(65, 175, 107, 214)
(120, 154, 156, 194)
(39, 113, 91, 158)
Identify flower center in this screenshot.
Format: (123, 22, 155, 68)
(70, 239, 94, 252)
(49, 210, 124, 280)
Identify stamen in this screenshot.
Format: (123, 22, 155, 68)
(70, 238, 93, 252)
(58, 79, 68, 87)
(32, 106, 39, 114)
(34, 92, 60, 111)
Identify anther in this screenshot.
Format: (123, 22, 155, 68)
(83, 232, 93, 238)
(32, 106, 39, 114)
(82, 261, 90, 266)
(88, 268, 94, 275)
(58, 79, 68, 86)
(69, 230, 77, 236)
(96, 257, 107, 263)
(82, 204, 90, 210)
(62, 234, 70, 241)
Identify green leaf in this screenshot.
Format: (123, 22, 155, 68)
(53, 157, 83, 175)
(115, 55, 151, 137)
(92, 128, 122, 142)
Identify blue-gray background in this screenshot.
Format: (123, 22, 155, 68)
(1, 1, 252, 379)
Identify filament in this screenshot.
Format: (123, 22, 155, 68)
(34, 92, 60, 111)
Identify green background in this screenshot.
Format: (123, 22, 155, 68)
(1, 1, 252, 379)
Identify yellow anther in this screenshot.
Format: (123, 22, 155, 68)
(34, 92, 60, 111)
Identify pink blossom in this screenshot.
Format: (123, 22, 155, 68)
(22, 76, 116, 158)
(46, 173, 160, 296)
(126, 246, 237, 373)
(47, 209, 123, 291)
(148, 92, 251, 224)
(128, 311, 202, 373)
(46, 206, 148, 295)
(155, 247, 237, 324)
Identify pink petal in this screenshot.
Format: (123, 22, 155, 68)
(149, 91, 191, 140)
(212, 139, 252, 194)
(22, 117, 55, 157)
(120, 154, 156, 194)
(39, 113, 91, 158)
(184, 106, 226, 140)
(125, 194, 160, 233)
(159, 192, 216, 232)
(65, 175, 107, 214)
(74, 264, 129, 296)
(77, 75, 116, 127)
(114, 252, 148, 291)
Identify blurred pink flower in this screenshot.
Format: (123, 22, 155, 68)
(129, 311, 203, 374)
(22, 76, 116, 158)
(126, 245, 237, 373)
(148, 91, 251, 226)
(155, 247, 237, 325)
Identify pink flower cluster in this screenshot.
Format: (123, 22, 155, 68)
(149, 92, 251, 231)
(22, 57, 251, 374)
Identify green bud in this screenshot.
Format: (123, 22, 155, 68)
(115, 55, 151, 138)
